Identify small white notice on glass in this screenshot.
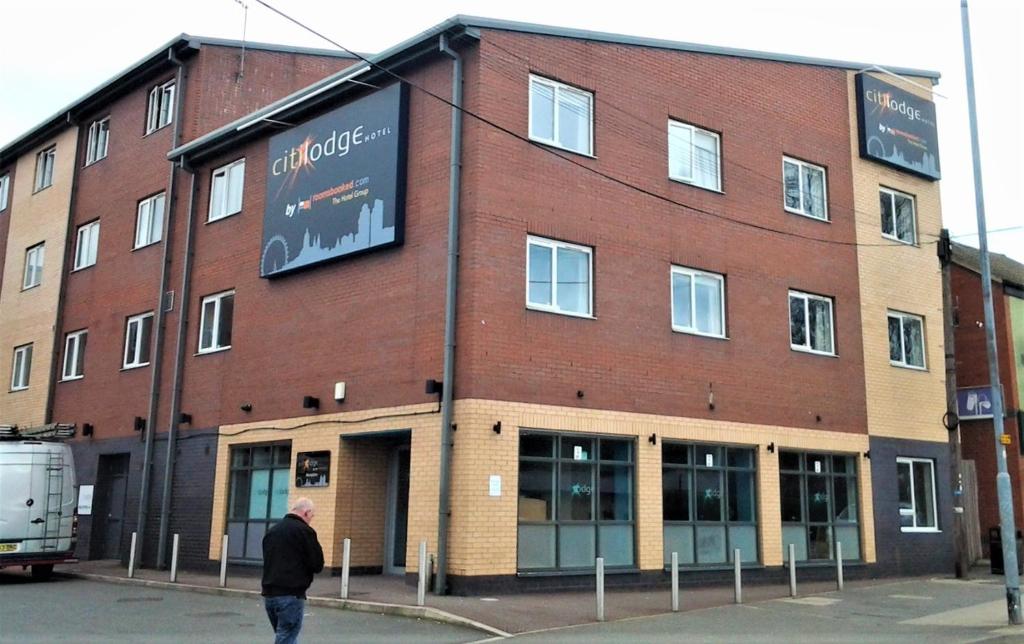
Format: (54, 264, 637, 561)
(489, 475, 501, 497)
(573, 446, 583, 460)
(814, 460, 822, 473)
(705, 454, 714, 467)
(78, 485, 94, 515)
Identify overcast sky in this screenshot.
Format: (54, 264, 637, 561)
(1, 0, 1020, 261)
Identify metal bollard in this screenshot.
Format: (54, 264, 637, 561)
(671, 552, 679, 612)
(596, 557, 605, 622)
(788, 543, 797, 597)
(734, 549, 742, 604)
(128, 532, 138, 578)
(170, 533, 180, 583)
(219, 534, 229, 588)
(836, 541, 844, 591)
(417, 540, 428, 607)
(340, 538, 351, 599)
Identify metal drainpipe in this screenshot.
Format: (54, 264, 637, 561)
(137, 47, 186, 569)
(435, 33, 463, 596)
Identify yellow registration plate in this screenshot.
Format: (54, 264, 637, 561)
(0, 543, 18, 553)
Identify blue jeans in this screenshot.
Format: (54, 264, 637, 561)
(264, 595, 305, 644)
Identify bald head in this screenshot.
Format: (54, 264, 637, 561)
(291, 498, 315, 524)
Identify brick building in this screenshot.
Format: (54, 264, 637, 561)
(0, 35, 354, 566)
(952, 243, 1024, 553)
(6, 17, 953, 592)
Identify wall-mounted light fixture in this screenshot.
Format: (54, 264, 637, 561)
(493, 421, 502, 435)
(863, 450, 871, 460)
(334, 382, 346, 403)
(302, 396, 320, 410)
(425, 379, 443, 396)
(133, 417, 146, 432)
(576, 390, 584, 399)
(708, 383, 715, 411)
(179, 413, 192, 425)
(240, 403, 253, 412)
(815, 414, 822, 423)
(648, 433, 657, 445)
(767, 442, 775, 453)
(82, 423, 94, 437)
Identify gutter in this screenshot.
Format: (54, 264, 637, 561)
(434, 33, 463, 596)
(138, 46, 187, 568)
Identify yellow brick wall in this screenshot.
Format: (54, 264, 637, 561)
(846, 72, 947, 444)
(447, 399, 875, 576)
(208, 402, 440, 567)
(0, 128, 77, 426)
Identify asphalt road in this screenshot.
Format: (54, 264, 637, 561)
(0, 571, 482, 643)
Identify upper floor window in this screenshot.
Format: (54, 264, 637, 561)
(23, 243, 44, 289)
(198, 290, 235, 353)
(74, 220, 100, 270)
(123, 312, 154, 369)
(668, 121, 721, 192)
(135, 193, 165, 249)
(85, 118, 110, 165)
(11, 343, 32, 391)
(783, 157, 827, 221)
(209, 159, 245, 222)
(528, 75, 593, 156)
(0, 174, 9, 211)
(61, 329, 88, 381)
(35, 146, 56, 192)
(897, 457, 937, 532)
(146, 80, 176, 134)
(789, 290, 835, 356)
(527, 236, 593, 318)
(879, 187, 916, 245)
(671, 266, 725, 338)
(888, 310, 926, 369)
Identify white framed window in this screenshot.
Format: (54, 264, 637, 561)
(146, 80, 176, 134)
(879, 187, 916, 245)
(61, 330, 88, 381)
(789, 290, 835, 355)
(35, 146, 56, 191)
(897, 457, 938, 532)
(668, 120, 721, 192)
(208, 159, 245, 222)
(783, 157, 828, 221)
(198, 290, 235, 353)
(123, 312, 154, 369)
(526, 236, 593, 318)
(74, 220, 100, 270)
(671, 266, 726, 338)
(11, 344, 32, 391)
(528, 75, 593, 156)
(85, 118, 110, 165)
(888, 310, 926, 370)
(135, 193, 165, 249)
(0, 174, 9, 210)
(23, 243, 44, 289)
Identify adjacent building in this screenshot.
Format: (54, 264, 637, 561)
(952, 242, 1024, 553)
(4, 17, 953, 592)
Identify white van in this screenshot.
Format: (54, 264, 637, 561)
(0, 424, 78, 580)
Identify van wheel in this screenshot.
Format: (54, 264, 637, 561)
(31, 564, 54, 581)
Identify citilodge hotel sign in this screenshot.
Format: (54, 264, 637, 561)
(855, 73, 940, 180)
(260, 82, 409, 277)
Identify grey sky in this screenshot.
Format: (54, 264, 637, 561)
(1, 0, 1020, 260)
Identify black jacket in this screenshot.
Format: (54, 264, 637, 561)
(261, 513, 325, 598)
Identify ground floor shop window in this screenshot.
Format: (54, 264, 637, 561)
(662, 442, 758, 565)
(227, 443, 291, 562)
(780, 451, 859, 561)
(517, 433, 635, 571)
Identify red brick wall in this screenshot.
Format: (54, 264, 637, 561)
(454, 31, 868, 432)
(52, 46, 354, 440)
(952, 263, 1024, 538)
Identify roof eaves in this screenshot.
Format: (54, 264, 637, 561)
(455, 15, 941, 81)
(186, 36, 360, 59)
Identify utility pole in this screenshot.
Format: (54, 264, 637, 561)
(939, 230, 971, 579)
(960, 0, 1022, 625)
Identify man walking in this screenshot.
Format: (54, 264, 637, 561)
(262, 497, 324, 644)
